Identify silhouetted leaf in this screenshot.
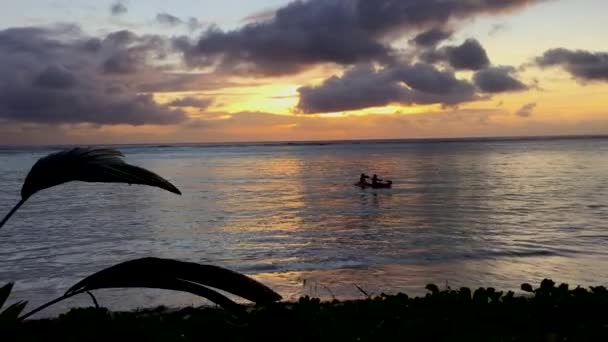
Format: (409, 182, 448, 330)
(0, 283, 14, 309)
(0, 301, 27, 323)
(425, 284, 439, 294)
(21, 148, 181, 200)
(20, 258, 283, 319)
(66, 258, 282, 305)
(1, 148, 181, 230)
(521, 283, 534, 292)
(540, 279, 555, 290)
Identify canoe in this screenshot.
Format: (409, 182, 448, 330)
(354, 181, 393, 189)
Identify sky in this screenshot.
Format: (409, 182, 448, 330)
(0, 0, 607, 144)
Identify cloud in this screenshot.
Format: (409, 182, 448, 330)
(110, 1, 127, 16)
(5, 107, 608, 145)
(135, 72, 238, 93)
(186, 18, 206, 32)
(535, 48, 608, 81)
(0, 26, 186, 126)
(179, 108, 512, 143)
(423, 39, 490, 70)
(155, 13, 206, 32)
(34, 65, 78, 89)
(443, 39, 490, 70)
(515, 102, 536, 117)
(241, 8, 277, 23)
(95, 30, 171, 75)
(156, 13, 183, 27)
(473, 66, 528, 93)
(297, 63, 477, 113)
(411, 28, 453, 47)
(168, 97, 213, 109)
(297, 65, 408, 113)
(178, 0, 544, 75)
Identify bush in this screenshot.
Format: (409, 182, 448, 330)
(7, 279, 608, 342)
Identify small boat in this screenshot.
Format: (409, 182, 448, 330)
(354, 180, 393, 189)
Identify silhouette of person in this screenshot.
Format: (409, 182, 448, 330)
(360, 173, 369, 184)
(372, 174, 382, 185)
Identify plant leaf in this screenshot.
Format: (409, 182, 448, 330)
(0, 283, 14, 309)
(66, 258, 282, 305)
(21, 148, 181, 200)
(0, 301, 27, 323)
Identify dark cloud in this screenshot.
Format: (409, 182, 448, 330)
(34, 65, 78, 89)
(104, 29, 137, 45)
(99, 30, 169, 75)
(135, 72, 246, 93)
(535, 48, 608, 81)
(110, 2, 127, 16)
(443, 39, 490, 70)
(297, 63, 477, 113)
(411, 28, 453, 47)
(297, 65, 407, 113)
(516, 102, 536, 117)
(156, 13, 183, 27)
(351, 0, 542, 34)
(179, 0, 543, 75)
(473, 66, 528, 93)
(168, 97, 213, 109)
(103, 52, 138, 74)
(0, 26, 186, 126)
(423, 39, 490, 70)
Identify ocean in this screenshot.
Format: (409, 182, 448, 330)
(1, 137, 608, 317)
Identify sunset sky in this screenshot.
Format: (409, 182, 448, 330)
(1, 0, 607, 144)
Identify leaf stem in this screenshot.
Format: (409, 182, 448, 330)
(18, 292, 79, 321)
(86, 291, 100, 308)
(0, 199, 26, 230)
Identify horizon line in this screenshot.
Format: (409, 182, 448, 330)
(2, 133, 608, 149)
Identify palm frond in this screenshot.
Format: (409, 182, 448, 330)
(21, 147, 181, 200)
(20, 258, 282, 319)
(0, 302, 27, 324)
(1, 147, 181, 230)
(0, 283, 14, 309)
(0, 283, 27, 326)
(66, 258, 282, 304)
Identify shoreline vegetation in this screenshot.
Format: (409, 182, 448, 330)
(7, 279, 608, 341)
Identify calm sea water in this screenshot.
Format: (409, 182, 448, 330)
(1, 138, 608, 317)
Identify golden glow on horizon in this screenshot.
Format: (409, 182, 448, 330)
(136, 60, 608, 145)
(217, 83, 300, 113)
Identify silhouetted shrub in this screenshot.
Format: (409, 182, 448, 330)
(7, 279, 608, 342)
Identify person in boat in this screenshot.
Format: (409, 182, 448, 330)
(371, 174, 381, 185)
(359, 173, 370, 185)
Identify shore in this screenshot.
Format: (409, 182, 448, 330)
(5, 279, 608, 341)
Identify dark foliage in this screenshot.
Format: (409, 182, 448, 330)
(19, 258, 282, 319)
(0, 283, 27, 328)
(66, 257, 282, 305)
(7, 279, 608, 341)
(1, 147, 181, 230)
(21, 148, 181, 200)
